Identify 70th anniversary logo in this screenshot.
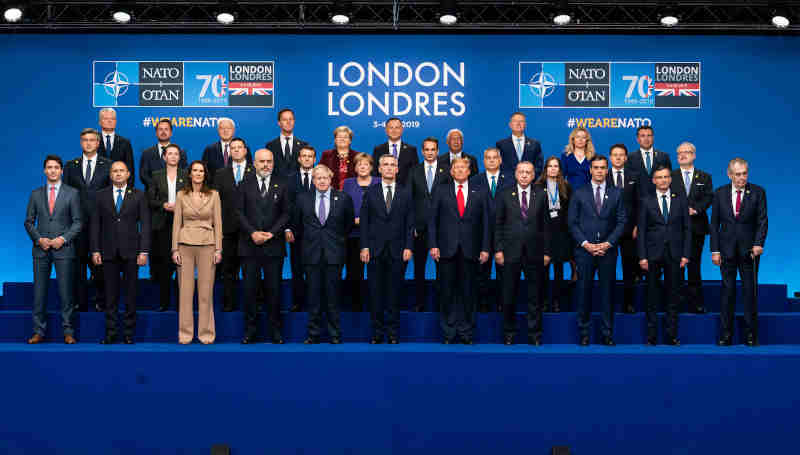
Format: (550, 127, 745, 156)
(93, 61, 275, 108)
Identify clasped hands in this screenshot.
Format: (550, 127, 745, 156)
(251, 231, 274, 245)
(37, 236, 65, 251)
(583, 242, 613, 256)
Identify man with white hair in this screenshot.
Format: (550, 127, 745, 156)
(202, 117, 249, 185)
(437, 129, 479, 180)
(97, 108, 135, 186)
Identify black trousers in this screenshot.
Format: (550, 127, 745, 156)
(103, 253, 139, 339)
(618, 235, 639, 311)
(289, 235, 306, 309)
(645, 248, 683, 339)
(538, 262, 566, 311)
(221, 234, 241, 310)
(150, 227, 177, 309)
(412, 230, 437, 310)
(368, 248, 405, 338)
(720, 249, 757, 339)
(242, 255, 282, 340)
(438, 247, 478, 341)
(477, 252, 504, 311)
(345, 237, 365, 311)
(74, 232, 105, 311)
(502, 251, 542, 340)
(305, 260, 343, 339)
(681, 234, 706, 311)
(575, 249, 617, 339)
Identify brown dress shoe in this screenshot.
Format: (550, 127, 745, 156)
(27, 334, 44, 344)
(64, 334, 77, 344)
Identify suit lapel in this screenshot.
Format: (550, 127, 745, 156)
(738, 184, 750, 216)
(724, 185, 735, 219)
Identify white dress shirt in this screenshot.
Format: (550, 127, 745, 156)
(486, 170, 500, 188)
(449, 152, 463, 163)
(282, 135, 294, 156)
(167, 174, 177, 204)
(47, 181, 62, 202)
(680, 167, 695, 194)
(640, 147, 654, 168)
(656, 189, 671, 214)
(454, 180, 469, 206)
(388, 140, 402, 157)
(731, 185, 745, 216)
(315, 188, 331, 219)
(82, 153, 98, 180)
(382, 181, 395, 205)
(112, 184, 127, 204)
(611, 167, 625, 188)
(103, 131, 116, 151)
(517, 184, 531, 207)
(258, 174, 272, 193)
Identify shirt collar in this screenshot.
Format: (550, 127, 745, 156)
(454, 180, 468, 190)
(592, 181, 606, 192)
(389, 139, 402, 149)
(486, 170, 500, 179)
(103, 131, 115, 139)
(640, 147, 654, 155)
(449, 151, 462, 159)
(382, 180, 395, 189)
(512, 134, 525, 142)
(682, 167, 695, 175)
(657, 189, 670, 198)
(283, 134, 293, 142)
(49, 181, 61, 190)
(82, 153, 97, 162)
(317, 188, 331, 198)
(113, 184, 127, 194)
(517, 184, 530, 194)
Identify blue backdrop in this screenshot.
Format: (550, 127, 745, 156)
(1, 34, 797, 293)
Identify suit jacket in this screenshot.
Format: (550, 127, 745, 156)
(266, 136, 308, 177)
(172, 190, 223, 251)
(567, 183, 627, 250)
(286, 168, 315, 233)
(236, 175, 290, 257)
(293, 190, 355, 265)
(359, 183, 415, 259)
(427, 182, 489, 260)
(320, 149, 358, 190)
(202, 141, 253, 185)
(214, 164, 255, 234)
(98, 133, 135, 186)
(436, 152, 479, 181)
(494, 185, 551, 262)
(670, 168, 713, 236)
(62, 155, 112, 222)
(470, 171, 513, 252)
(24, 184, 82, 259)
(496, 136, 543, 177)
(139, 145, 188, 190)
(606, 168, 642, 236)
(371, 142, 419, 185)
(90, 186, 151, 259)
(710, 183, 768, 258)
(147, 168, 188, 231)
(637, 191, 691, 262)
(624, 148, 671, 195)
(408, 160, 450, 234)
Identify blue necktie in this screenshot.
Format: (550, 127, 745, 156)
(684, 171, 691, 195)
(318, 193, 327, 225)
(490, 175, 496, 198)
(235, 165, 242, 184)
(426, 165, 433, 193)
(515, 138, 523, 161)
(661, 194, 669, 222)
(115, 189, 123, 214)
(85, 159, 93, 182)
(105, 135, 112, 153)
(645, 152, 652, 174)
(392, 143, 398, 158)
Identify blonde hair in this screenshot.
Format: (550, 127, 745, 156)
(353, 152, 374, 168)
(564, 127, 596, 159)
(313, 164, 334, 178)
(333, 126, 353, 140)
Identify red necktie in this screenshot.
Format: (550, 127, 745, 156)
(735, 190, 742, 218)
(457, 184, 465, 218)
(48, 186, 55, 215)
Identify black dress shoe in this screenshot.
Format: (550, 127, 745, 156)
(241, 336, 255, 344)
(223, 306, 234, 312)
(717, 336, 732, 346)
(388, 337, 399, 345)
(290, 303, 302, 312)
(414, 304, 425, 312)
(123, 337, 134, 344)
(602, 336, 616, 346)
(100, 337, 116, 345)
(665, 337, 680, 346)
(462, 337, 473, 345)
(504, 336, 514, 346)
(529, 337, 543, 346)
(497, 304, 504, 312)
(370, 337, 383, 345)
(551, 302, 561, 313)
(330, 337, 342, 344)
(745, 333, 758, 347)
(695, 306, 707, 314)
(442, 338, 452, 345)
(303, 337, 318, 344)
(579, 336, 590, 346)
(157, 305, 168, 312)
(272, 336, 285, 344)
(624, 304, 636, 314)
(646, 336, 657, 346)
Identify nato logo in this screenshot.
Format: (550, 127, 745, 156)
(93, 61, 140, 107)
(519, 62, 566, 108)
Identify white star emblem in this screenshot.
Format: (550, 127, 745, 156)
(102, 71, 130, 99)
(526, 72, 556, 98)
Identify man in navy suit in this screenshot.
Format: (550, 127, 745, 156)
(568, 155, 627, 346)
(293, 164, 355, 344)
(97, 108, 135, 186)
(91, 161, 151, 345)
(266, 108, 309, 178)
(371, 117, 418, 185)
(711, 158, 768, 346)
(63, 128, 112, 312)
(470, 147, 513, 312)
(237, 149, 291, 344)
(202, 117, 249, 185)
(139, 119, 188, 190)
(624, 125, 671, 195)
(496, 112, 543, 177)
(638, 166, 691, 346)
(428, 158, 490, 344)
(285, 145, 317, 312)
(360, 154, 414, 344)
(437, 129, 479, 179)
(494, 161, 551, 345)
(24, 155, 83, 344)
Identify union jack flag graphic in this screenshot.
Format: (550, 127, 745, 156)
(655, 82, 700, 97)
(228, 81, 274, 96)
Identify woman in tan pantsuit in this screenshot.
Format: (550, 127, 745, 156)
(172, 160, 223, 344)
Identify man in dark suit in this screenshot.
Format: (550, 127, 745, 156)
(63, 128, 112, 312)
(266, 108, 308, 178)
(97, 108, 135, 186)
(624, 125, 671, 195)
(407, 137, 449, 311)
(214, 137, 255, 312)
(428, 157, 490, 345)
(202, 117, 247, 185)
(638, 166, 691, 346)
(293, 164, 355, 344)
(470, 147, 513, 312)
(24, 155, 82, 344)
(139, 119, 188, 190)
(496, 112, 543, 177)
(494, 161, 551, 345)
(607, 144, 642, 313)
(711, 158, 768, 347)
(360, 154, 415, 344)
(568, 155, 627, 346)
(285, 145, 317, 312)
(90, 161, 150, 344)
(437, 129, 479, 179)
(371, 117, 418, 185)
(236, 149, 290, 344)
(671, 142, 713, 313)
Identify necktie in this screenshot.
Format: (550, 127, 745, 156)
(318, 193, 327, 224)
(490, 175, 497, 198)
(235, 165, 242, 184)
(595, 185, 602, 213)
(426, 166, 434, 192)
(515, 138, 523, 161)
(684, 171, 691, 195)
(392, 143, 398, 158)
(85, 159, 93, 182)
(160, 146, 167, 158)
(115, 188, 123, 214)
(105, 135, 112, 153)
(735, 190, 742, 218)
(284, 137, 291, 158)
(457, 185, 465, 217)
(48, 186, 55, 215)
(520, 190, 528, 220)
(259, 178, 267, 197)
(645, 151, 652, 174)
(616, 171, 623, 188)
(661, 194, 669, 222)
(223, 143, 230, 166)
(385, 185, 393, 212)
(302, 172, 309, 191)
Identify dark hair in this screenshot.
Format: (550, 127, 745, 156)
(422, 136, 439, 149)
(590, 154, 609, 166)
(636, 125, 653, 135)
(230, 137, 247, 148)
(386, 117, 402, 125)
(609, 143, 628, 155)
(652, 164, 671, 175)
(510, 111, 526, 119)
(299, 145, 316, 156)
(43, 155, 63, 169)
(182, 160, 213, 195)
(534, 156, 569, 198)
(156, 118, 173, 131)
(163, 143, 181, 159)
(277, 108, 295, 121)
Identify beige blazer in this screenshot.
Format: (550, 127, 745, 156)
(172, 190, 223, 251)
